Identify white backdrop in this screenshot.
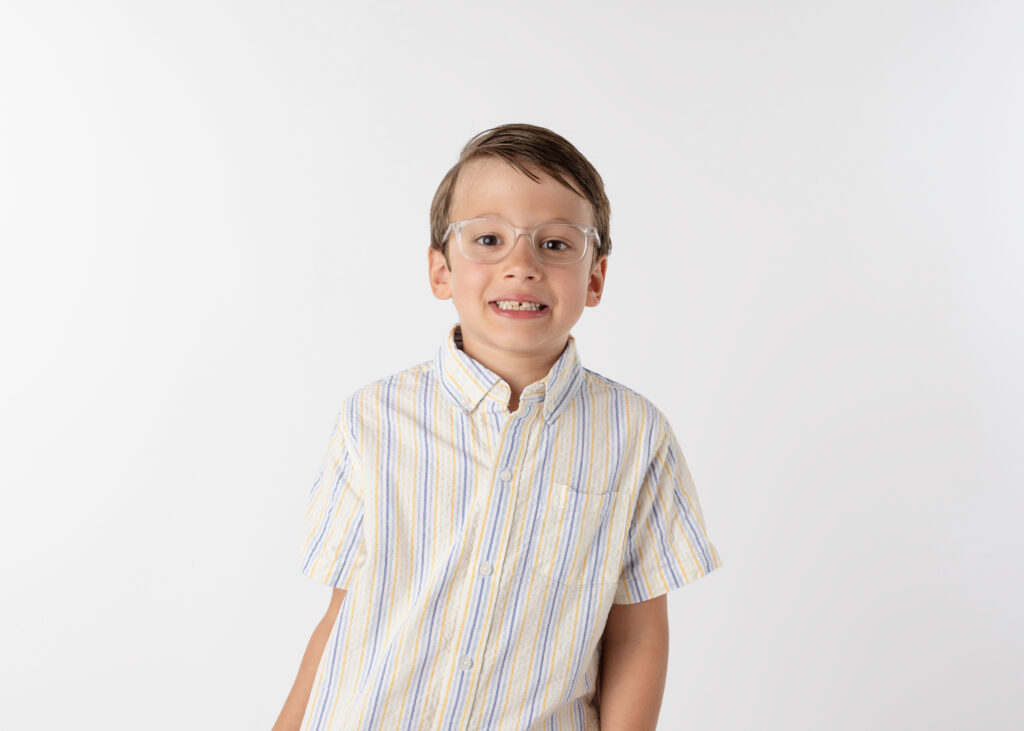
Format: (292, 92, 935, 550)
(2, 1, 1021, 729)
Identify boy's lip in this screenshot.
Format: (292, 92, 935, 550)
(488, 293, 548, 306)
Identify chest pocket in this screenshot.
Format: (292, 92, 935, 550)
(530, 482, 617, 588)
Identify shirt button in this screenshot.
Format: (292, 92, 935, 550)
(459, 655, 473, 670)
(499, 469, 513, 482)
(480, 561, 493, 576)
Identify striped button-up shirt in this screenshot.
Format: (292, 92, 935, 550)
(300, 324, 721, 730)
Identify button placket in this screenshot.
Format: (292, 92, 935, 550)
(452, 406, 535, 715)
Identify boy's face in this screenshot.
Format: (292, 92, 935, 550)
(428, 157, 607, 367)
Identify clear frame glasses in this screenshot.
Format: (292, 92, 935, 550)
(441, 217, 599, 265)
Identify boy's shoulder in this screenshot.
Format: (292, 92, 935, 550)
(324, 359, 435, 460)
(580, 366, 672, 432)
(340, 358, 436, 411)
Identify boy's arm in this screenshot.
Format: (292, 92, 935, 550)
(598, 594, 669, 731)
(273, 588, 347, 731)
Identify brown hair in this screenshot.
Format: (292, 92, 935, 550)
(429, 123, 611, 266)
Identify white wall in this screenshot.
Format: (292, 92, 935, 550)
(1, 1, 1021, 728)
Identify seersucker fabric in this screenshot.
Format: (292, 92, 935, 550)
(299, 324, 721, 730)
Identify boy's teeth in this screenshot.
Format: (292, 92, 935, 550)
(495, 300, 544, 311)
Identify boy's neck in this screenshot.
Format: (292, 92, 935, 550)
(455, 327, 566, 412)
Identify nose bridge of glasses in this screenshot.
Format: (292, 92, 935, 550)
(507, 224, 544, 263)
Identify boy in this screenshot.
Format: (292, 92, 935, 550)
(274, 124, 722, 730)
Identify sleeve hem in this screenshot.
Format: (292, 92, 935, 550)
(613, 560, 722, 604)
(300, 555, 362, 590)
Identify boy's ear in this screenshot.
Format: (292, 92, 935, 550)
(586, 255, 608, 307)
(428, 247, 452, 300)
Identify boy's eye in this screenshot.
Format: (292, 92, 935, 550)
(474, 234, 503, 247)
(538, 238, 570, 251)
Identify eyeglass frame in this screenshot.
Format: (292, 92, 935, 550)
(440, 216, 600, 265)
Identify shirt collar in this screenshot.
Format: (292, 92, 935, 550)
(434, 323, 585, 424)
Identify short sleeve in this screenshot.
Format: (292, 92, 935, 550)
(614, 418, 722, 604)
(300, 408, 367, 589)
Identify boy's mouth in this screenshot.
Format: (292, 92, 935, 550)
(491, 300, 548, 312)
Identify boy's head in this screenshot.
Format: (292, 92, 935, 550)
(427, 123, 611, 367)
